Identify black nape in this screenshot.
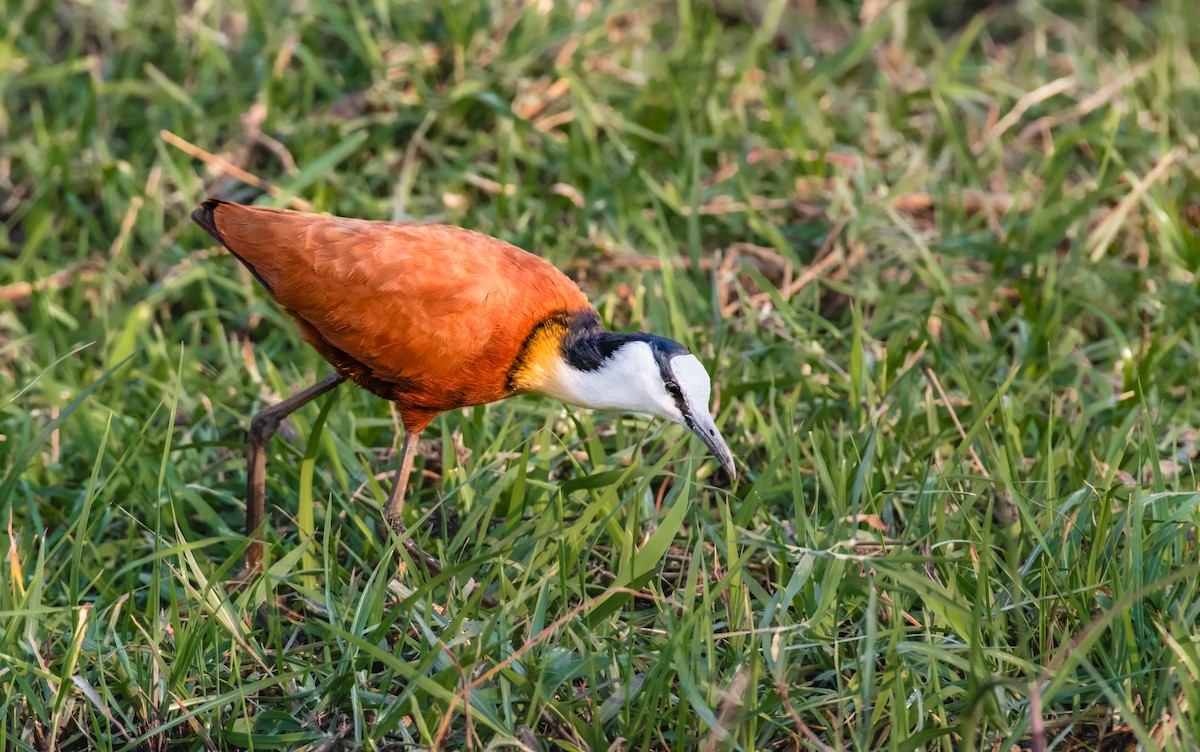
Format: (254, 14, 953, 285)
(561, 312, 689, 373)
(561, 315, 694, 423)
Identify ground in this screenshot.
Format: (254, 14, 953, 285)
(2, 0, 1199, 749)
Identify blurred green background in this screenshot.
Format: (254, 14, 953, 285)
(2, 0, 1200, 749)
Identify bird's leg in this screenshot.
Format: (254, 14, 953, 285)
(381, 430, 444, 574)
(239, 373, 347, 583)
(383, 431, 498, 607)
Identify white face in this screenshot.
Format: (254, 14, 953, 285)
(668, 353, 713, 421)
(536, 342, 736, 477)
(537, 342, 687, 419)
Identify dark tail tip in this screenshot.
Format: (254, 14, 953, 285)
(189, 198, 275, 294)
(191, 198, 227, 242)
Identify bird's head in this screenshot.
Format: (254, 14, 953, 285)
(511, 312, 735, 479)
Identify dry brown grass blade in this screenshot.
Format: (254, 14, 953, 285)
(1015, 62, 1154, 147)
(1087, 148, 1181, 262)
(975, 75, 1076, 152)
(922, 365, 989, 478)
(0, 262, 100, 305)
(463, 172, 516, 196)
(159, 130, 314, 211)
(890, 188, 1035, 217)
(720, 219, 847, 318)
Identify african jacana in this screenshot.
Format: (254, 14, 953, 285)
(192, 199, 735, 577)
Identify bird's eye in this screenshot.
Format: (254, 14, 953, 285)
(709, 428, 715, 436)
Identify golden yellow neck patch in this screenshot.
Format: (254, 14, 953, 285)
(506, 314, 570, 393)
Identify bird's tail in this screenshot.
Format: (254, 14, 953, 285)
(190, 198, 275, 293)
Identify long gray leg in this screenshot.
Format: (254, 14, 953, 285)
(382, 430, 443, 574)
(382, 428, 497, 607)
(240, 373, 346, 581)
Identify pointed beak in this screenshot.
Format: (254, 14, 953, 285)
(688, 411, 736, 480)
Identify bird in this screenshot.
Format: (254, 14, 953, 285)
(191, 199, 735, 579)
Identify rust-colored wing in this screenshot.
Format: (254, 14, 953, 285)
(192, 200, 594, 429)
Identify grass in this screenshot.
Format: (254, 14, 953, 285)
(3, 0, 1200, 748)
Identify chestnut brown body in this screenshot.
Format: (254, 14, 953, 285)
(193, 199, 595, 432)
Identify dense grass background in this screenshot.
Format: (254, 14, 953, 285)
(3, 0, 1200, 749)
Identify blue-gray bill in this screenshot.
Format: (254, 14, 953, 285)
(690, 414, 736, 480)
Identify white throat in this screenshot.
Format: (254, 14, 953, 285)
(530, 336, 735, 477)
(536, 341, 711, 426)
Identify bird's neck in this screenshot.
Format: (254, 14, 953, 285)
(507, 310, 644, 399)
(506, 310, 605, 394)
(507, 311, 684, 416)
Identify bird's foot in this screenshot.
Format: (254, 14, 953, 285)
(386, 515, 444, 575)
(226, 554, 263, 592)
(385, 516, 498, 607)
